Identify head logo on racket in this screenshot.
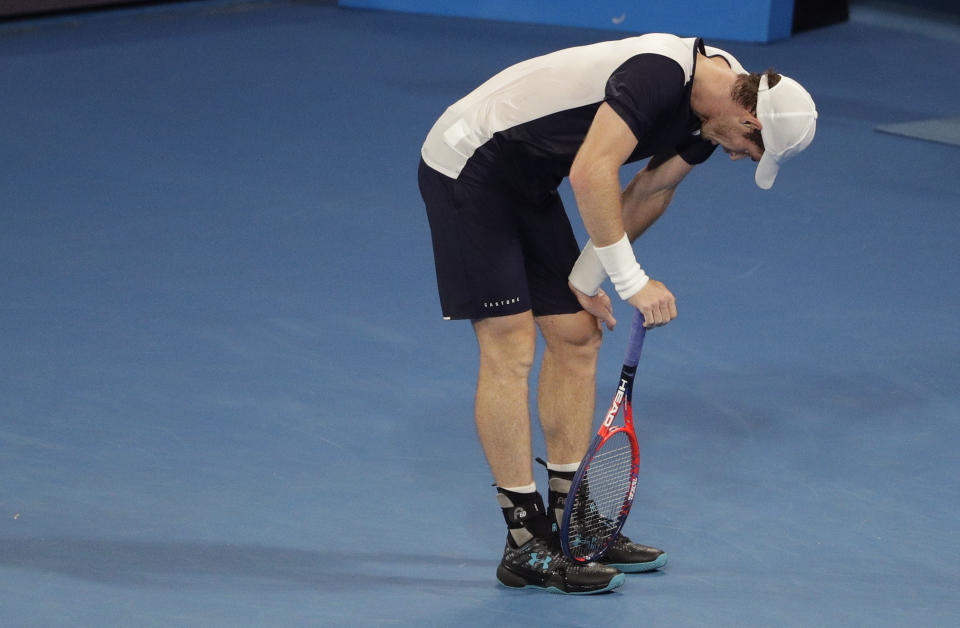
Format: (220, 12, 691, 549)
(603, 378, 628, 428)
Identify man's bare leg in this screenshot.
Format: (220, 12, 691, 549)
(535, 310, 602, 466)
(472, 311, 537, 488)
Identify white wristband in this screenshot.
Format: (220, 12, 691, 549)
(594, 234, 649, 300)
(568, 241, 607, 296)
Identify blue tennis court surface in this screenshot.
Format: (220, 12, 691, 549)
(1, 1, 958, 625)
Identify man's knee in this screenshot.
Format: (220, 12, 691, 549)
(473, 312, 537, 378)
(537, 310, 602, 359)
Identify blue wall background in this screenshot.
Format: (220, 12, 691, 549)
(338, 0, 796, 42)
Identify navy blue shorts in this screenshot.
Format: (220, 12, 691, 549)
(418, 159, 583, 320)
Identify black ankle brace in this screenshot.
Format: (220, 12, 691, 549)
(496, 488, 553, 539)
(547, 470, 576, 512)
(534, 458, 578, 527)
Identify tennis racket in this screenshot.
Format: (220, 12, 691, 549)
(560, 310, 646, 563)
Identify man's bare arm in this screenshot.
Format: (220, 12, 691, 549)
(568, 106, 687, 326)
(621, 151, 694, 240)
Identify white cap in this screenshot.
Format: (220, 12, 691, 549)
(755, 74, 818, 189)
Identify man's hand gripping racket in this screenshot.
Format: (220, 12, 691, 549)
(560, 310, 646, 562)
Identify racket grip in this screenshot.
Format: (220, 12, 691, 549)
(623, 310, 646, 367)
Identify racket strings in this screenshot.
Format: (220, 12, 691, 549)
(567, 432, 634, 560)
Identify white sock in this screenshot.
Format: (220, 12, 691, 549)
(546, 462, 580, 473)
(498, 481, 536, 493)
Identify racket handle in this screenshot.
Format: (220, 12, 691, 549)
(624, 310, 646, 367)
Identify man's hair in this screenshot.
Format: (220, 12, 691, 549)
(731, 68, 781, 150)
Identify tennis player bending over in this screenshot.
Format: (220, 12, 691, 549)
(418, 33, 817, 594)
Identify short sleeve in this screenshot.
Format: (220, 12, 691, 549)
(675, 135, 717, 165)
(604, 54, 687, 145)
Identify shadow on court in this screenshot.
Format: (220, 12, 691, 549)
(0, 537, 494, 590)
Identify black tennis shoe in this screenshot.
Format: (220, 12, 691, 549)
(496, 533, 625, 594)
(598, 534, 667, 573)
(542, 463, 666, 574)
